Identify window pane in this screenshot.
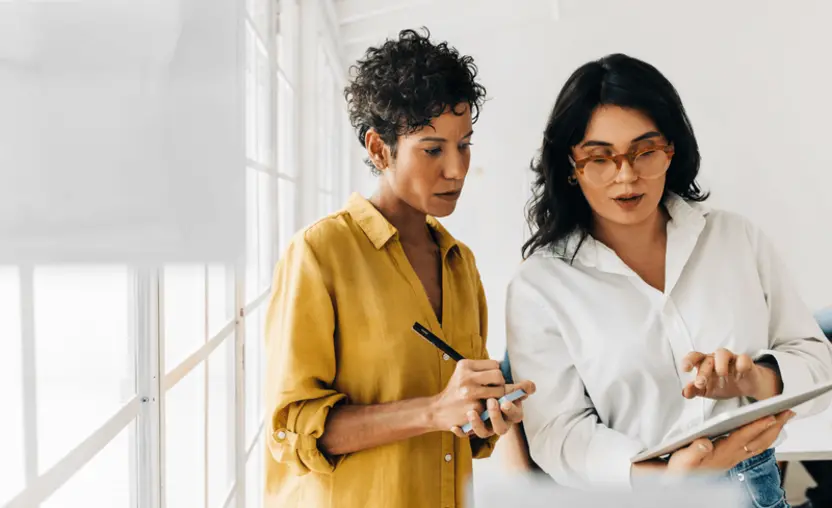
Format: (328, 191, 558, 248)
(276, 76, 295, 177)
(256, 38, 272, 167)
(246, 0, 269, 42)
(208, 264, 234, 337)
(245, 429, 265, 508)
(245, 306, 264, 443)
(208, 336, 236, 508)
(34, 265, 134, 473)
(165, 363, 206, 508)
(0, 267, 25, 505)
(257, 172, 275, 292)
(163, 265, 206, 372)
(277, 178, 296, 255)
(316, 44, 335, 195)
(277, 0, 298, 83)
(41, 423, 134, 508)
(246, 168, 259, 302)
(245, 26, 256, 161)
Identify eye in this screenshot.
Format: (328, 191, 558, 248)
(424, 147, 442, 156)
(459, 142, 473, 150)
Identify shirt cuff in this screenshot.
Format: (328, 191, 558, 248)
(755, 349, 817, 416)
(584, 427, 646, 490)
(268, 392, 348, 475)
(471, 434, 500, 459)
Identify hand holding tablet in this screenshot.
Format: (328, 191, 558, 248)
(632, 379, 832, 463)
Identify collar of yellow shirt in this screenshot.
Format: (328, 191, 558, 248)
(346, 192, 461, 259)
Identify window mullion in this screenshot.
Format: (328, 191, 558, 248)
(19, 265, 40, 494)
(135, 268, 162, 508)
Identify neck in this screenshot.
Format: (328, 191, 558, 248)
(592, 206, 669, 256)
(369, 187, 432, 245)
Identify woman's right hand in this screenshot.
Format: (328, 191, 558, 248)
(666, 410, 796, 472)
(429, 359, 532, 433)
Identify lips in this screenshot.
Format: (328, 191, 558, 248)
(614, 193, 643, 201)
(435, 190, 462, 199)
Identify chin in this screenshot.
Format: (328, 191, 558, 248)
(426, 196, 459, 217)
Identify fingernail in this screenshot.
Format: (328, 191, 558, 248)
(501, 402, 512, 411)
(695, 377, 705, 387)
(697, 442, 711, 452)
(487, 399, 497, 410)
(766, 417, 777, 428)
(787, 411, 797, 420)
(682, 361, 691, 370)
(468, 410, 478, 420)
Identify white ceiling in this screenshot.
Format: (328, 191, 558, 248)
(334, 0, 560, 63)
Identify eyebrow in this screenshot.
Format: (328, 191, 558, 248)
(418, 130, 474, 143)
(580, 131, 662, 148)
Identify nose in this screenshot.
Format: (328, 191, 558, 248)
(443, 150, 469, 181)
(614, 158, 638, 184)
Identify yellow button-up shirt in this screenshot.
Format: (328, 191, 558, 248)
(263, 193, 496, 508)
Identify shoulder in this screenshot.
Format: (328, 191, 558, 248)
(274, 211, 358, 272)
(701, 206, 766, 246)
(280, 210, 358, 258)
(302, 210, 356, 248)
(703, 207, 754, 232)
(507, 249, 567, 300)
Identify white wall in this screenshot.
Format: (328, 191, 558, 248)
(345, 0, 832, 360)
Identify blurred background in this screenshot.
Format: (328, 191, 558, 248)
(1, 0, 830, 507)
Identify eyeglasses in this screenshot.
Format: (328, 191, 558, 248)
(571, 144, 675, 187)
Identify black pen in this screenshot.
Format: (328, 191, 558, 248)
(412, 322, 465, 361)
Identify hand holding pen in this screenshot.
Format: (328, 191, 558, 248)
(413, 322, 536, 438)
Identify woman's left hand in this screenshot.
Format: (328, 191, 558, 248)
(681, 349, 782, 401)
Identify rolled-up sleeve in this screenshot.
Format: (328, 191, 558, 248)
(264, 233, 347, 475)
(506, 268, 644, 490)
(748, 222, 832, 417)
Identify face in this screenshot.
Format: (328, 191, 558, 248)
(367, 104, 473, 217)
(571, 105, 670, 227)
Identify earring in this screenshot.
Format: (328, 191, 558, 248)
(567, 174, 578, 186)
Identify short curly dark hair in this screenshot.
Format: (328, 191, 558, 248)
(344, 28, 487, 174)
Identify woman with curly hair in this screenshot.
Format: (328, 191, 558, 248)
(263, 28, 535, 508)
(505, 53, 832, 506)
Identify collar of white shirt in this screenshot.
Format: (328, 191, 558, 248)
(545, 192, 709, 295)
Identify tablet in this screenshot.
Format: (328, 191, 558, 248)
(461, 388, 527, 433)
(631, 379, 832, 463)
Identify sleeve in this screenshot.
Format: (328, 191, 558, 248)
(747, 222, 832, 417)
(469, 257, 500, 459)
(264, 234, 348, 475)
(505, 265, 645, 490)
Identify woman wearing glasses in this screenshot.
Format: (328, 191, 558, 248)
(505, 54, 832, 507)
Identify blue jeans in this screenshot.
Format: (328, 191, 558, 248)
(724, 449, 789, 508)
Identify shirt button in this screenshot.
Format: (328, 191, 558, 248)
(442, 353, 450, 361)
(737, 473, 745, 482)
(444, 453, 452, 462)
(276, 431, 286, 440)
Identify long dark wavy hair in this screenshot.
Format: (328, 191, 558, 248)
(522, 53, 709, 259)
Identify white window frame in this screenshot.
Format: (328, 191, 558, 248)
(0, 0, 350, 507)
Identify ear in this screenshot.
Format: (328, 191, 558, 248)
(365, 129, 391, 172)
